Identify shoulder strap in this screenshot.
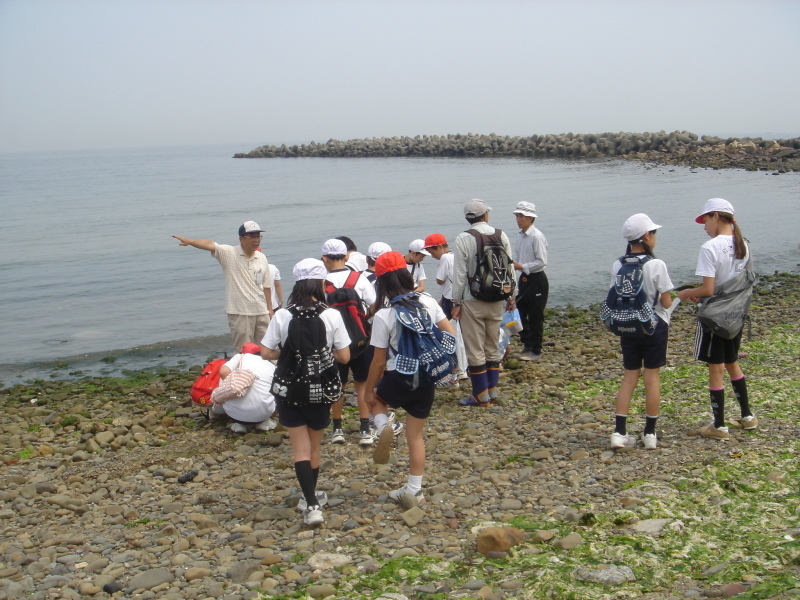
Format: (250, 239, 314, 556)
(344, 270, 361, 289)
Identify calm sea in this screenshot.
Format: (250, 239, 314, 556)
(1, 143, 798, 385)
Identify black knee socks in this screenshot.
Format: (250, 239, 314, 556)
(731, 377, 751, 418)
(294, 460, 317, 508)
(710, 388, 725, 428)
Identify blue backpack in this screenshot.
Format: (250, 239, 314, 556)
(600, 255, 658, 336)
(391, 293, 457, 390)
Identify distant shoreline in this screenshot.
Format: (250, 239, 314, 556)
(234, 131, 800, 172)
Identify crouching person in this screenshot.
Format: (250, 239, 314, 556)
(261, 259, 351, 526)
(211, 343, 277, 434)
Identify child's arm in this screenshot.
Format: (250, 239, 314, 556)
(363, 347, 387, 408)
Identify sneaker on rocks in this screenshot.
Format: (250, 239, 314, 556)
(303, 505, 324, 526)
(610, 432, 636, 449)
(230, 422, 249, 434)
(731, 415, 758, 430)
(297, 491, 328, 512)
(331, 428, 346, 444)
(699, 424, 730, 440)
(359, 430, 376, 446)
(372, 424, 394, 464)
(641, 432, 658, 449)
(255, 418, 277, 432)
(388, 484, 425, 504)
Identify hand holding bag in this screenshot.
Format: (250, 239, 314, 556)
(211, 355, 257, 405)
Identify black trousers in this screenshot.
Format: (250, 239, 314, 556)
(516, 271, 549, 354)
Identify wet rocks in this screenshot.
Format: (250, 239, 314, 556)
(234, 132, 800, 172)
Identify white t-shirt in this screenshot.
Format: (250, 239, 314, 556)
(219, 353, 276, 422)
(268, 264, 281, 309)
(371, 293, 446, 371)
(610, 255, 674, 324)
(345, 252, 368, 272)
(407, 262, 427, 288)
(435, 252, 454, 300)
(262, 306, 351, 351)
(695, 235, 750, 290)
(324, 268, 376, 306)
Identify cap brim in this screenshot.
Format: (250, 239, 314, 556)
(418, 249, 431, 256)
(694, 215, 705, 224)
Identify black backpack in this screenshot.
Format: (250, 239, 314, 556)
(391, 293, 457, 391)
(324, 271, 370, 358)
(599, 255, 657, 336)
(467, 229, 516, 302)
(270, 304, 342, 406)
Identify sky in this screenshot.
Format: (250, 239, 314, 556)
(1, 0, 799, 153)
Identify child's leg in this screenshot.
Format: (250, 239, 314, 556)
(615, 369, 640, 434)
(725, 361, 752, 418)
(707, 363, 726, 427)
(372, 396, 393, 464)
(288, 426, 318, 506)
(405, 415, 426, 488)
(642, 367, 661, 435)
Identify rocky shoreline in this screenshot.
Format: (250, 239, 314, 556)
(1, 272, 799, 600)
(234, 131, 800, 172)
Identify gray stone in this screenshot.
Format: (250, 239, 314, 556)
(126, 567, 175, 591)
(307, 553, 352, 570)
(307, 584, 337, 598)
(226, 560, 261, 583)
(574, 564, 635, 585)
(631, 518, 671, 536)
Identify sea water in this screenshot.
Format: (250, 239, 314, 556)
(1, 143, 797, 385)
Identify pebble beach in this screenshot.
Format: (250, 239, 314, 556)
(1, 272, 798, 600)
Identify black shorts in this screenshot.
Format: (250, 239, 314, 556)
(375, 369, 435, 420)
(620, 317, 669, 370)
(440, 297, 454, 321)
(338, 345, 373, 384)
(275, 398, 331, 431)
(694, 322, 742, 364)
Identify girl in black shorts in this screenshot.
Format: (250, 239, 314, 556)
(261, 259, 351, 526)
(363, 251, 454, 504)
(676, 198, 757, 440)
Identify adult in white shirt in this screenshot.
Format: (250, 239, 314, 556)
(173, 221, 274, 352)
(511, 201, 549, 361)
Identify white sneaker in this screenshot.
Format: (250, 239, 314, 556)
(359, 430, 376, 446)
(641, 433, 657, 449)
(610, 432, 636, 449)
(391, 422, 404, 436)
(331, 428, 345, 444)
(297, 491, 328, 512)
(388, 484, 425, 504)
(231, 422, 249, 434)
(386, 411, 396, 425)
(303, 505, 324, 526)
(255, 418, 277, 432)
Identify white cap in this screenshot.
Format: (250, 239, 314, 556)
(345, 251, 369, 272)
(622, 213, 662, 242)
(321, 238, 348, 256)
(512, 201, 537, 218)
(464, 198, 492, 218)
(293, 258, 328, 281)
(367, 242, 392, 259)
(238, 221, 264, 236)
(408, 239, 431, 256)
(695, 198, 735, 223)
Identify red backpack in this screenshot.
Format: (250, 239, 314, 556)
(190, 358, 227, 406)
(324, 270, 370, 358)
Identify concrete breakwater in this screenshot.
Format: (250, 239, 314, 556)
(234, 131, 800, 171)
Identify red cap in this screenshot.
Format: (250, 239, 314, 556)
(374, 251, 408, 277)
(424, 233, 447, 248)
(241, 343, 262, 355)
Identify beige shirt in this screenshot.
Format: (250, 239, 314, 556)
(213, 244, 270, 315)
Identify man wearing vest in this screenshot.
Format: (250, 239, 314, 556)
(451, 199, 514, 407)
(173, 221, 274, 353)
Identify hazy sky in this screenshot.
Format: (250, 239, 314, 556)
(1, 0, 798, 153)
